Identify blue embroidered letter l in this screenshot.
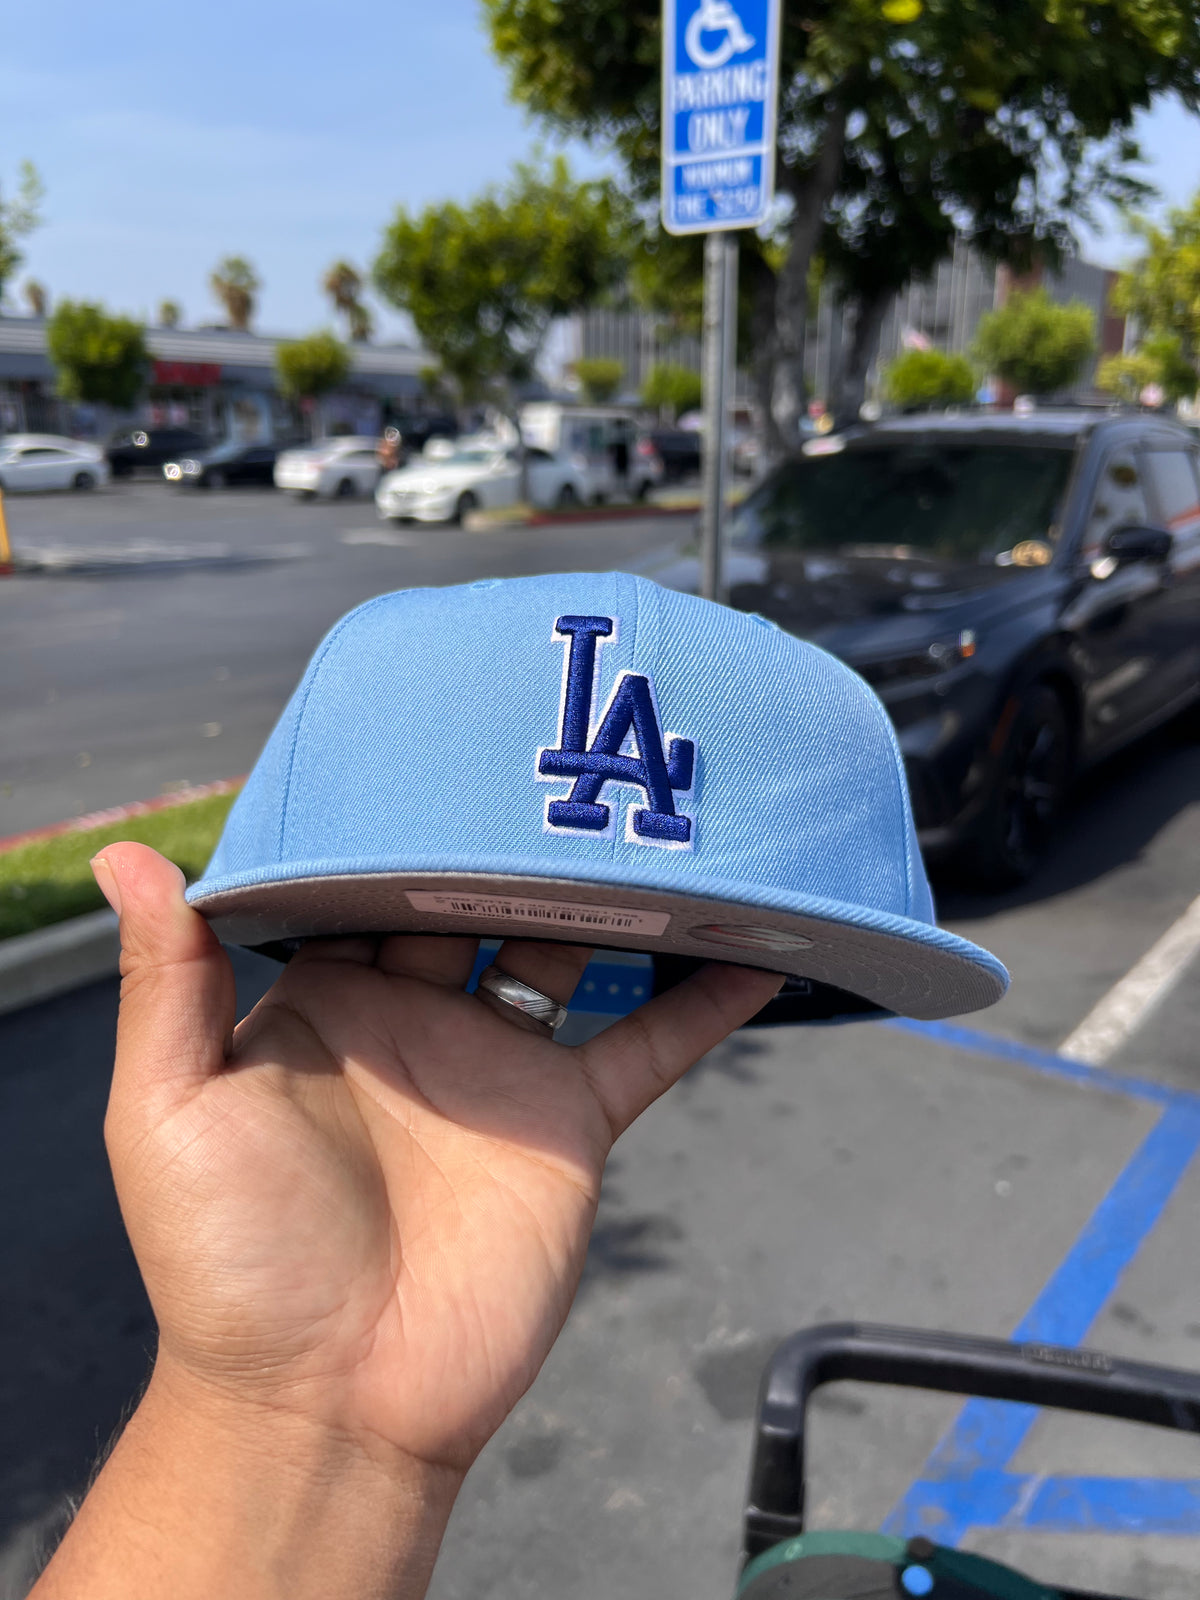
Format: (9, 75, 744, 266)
(539, 613, 695, 844)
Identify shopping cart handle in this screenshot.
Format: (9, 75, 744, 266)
(744, 1321, 1200, 1558)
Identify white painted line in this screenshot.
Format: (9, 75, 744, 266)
(1059, 892, 1200, 1064)
(340, 528, 417, 547)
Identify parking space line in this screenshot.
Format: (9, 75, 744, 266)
(1059, 892, 1200, 1065)
(882, 1100, 1200, 1544)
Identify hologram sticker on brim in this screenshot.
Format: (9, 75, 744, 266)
(404, 891, 671, 937)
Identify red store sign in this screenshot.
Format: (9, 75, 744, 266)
(152, 360, 222, 387)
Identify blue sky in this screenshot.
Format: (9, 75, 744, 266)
(3, 0, 1199, 340)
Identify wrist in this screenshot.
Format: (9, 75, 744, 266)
(32, 1357, 463, 1600)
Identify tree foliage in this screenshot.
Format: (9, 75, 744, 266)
(642, 362, 702, 420)
(973, 288, 1096, 396)
(46, 301, 148, 408)
(323, 260, 373, 342)
(882, 348, 976, 409)
(210, 255, 261, 331)
(22, 280, 47, 318)
(483, 0, 1200, 444)
(158, 299, 182, 329)
(373, 155, 632, 404)
(1111, 194, 1200, 378)
(1096, 332, 1195, 403)
(274, 331, 351, 400)
(0, 161, 43, 304)
(574, 357, 624, 402)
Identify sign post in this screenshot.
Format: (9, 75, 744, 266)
(662, 0, 780, 602)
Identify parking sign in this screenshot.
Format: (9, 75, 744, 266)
(661, 0, 781, 235)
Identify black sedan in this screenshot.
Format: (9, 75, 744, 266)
(107, 427, 211, 477)
(672, 410, 1200, 886)
(162, 440, 279, 488)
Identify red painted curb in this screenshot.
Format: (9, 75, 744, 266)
(0, 777, 245, 854)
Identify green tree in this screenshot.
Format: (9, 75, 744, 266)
(46, 301, 148, 409)
(22, 279, 47, 318)
(322, 260, 373, 342)
(0, 161, 43, 305)
(158, 299, 182, 329)
(275, 331, 351, 435)
(210, 256, 260, 331)
(1096, 332, 1196, 404)
(484, 0, 1198, 449)
(573, 357, 624, 402)
(374, 156, 631, 406)
(882, 348, 977, 409)
(1111, 195, 1200, 387)
(642, 362, 702, 420)
(973, 288, 1096, 397)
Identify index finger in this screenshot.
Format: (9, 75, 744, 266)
(574, 962, 784, 1139)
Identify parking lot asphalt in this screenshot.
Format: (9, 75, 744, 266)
(0, 481, 682, 837)
(1, 479, 1198, 1599)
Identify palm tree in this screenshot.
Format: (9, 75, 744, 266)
(322, 260, 372, 342)
(210, 256, 260, 331)
(158, 299, 182, 329)
(22, 279, 46, 317)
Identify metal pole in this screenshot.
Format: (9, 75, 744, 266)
(699, 232, 738, 604)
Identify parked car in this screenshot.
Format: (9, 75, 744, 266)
(653, 410, 1200, 886)
(162, 440, 279, 488)
(274, 436, 381, 499)
(649, 427, 703, 483)
(0, 434, 109, 492)
(375, 437, 589, 523)
(520, 403, 662, 501)
(107, 427, 211, 477)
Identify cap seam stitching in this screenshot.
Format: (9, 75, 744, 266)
(275, 592, 399, 863)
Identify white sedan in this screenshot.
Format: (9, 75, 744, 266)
(375, 439, 588, 524)
(0, 434, 109, 493)
(274, 436, 381, 500)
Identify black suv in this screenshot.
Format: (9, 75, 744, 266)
(686, 411, 1200, 885)
(107, 427, 211, 477)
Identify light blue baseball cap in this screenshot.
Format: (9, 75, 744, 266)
(187, 571, 1008, 1020)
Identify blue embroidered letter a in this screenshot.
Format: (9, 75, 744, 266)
(539, 614, 695, 844)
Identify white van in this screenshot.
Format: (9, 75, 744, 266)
(519, 404, 662, 503)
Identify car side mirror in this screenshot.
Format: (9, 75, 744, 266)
(1105, 525, 1173, 565)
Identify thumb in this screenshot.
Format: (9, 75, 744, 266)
(93, 842, 236, 1115)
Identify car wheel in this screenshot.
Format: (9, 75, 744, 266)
(208, 468, 226, 489)
(454, 491, 478, 524)
(555, 482, 579, 510)
(335, 477, 356, 499)
(72, 471, 96, 491)
(968, 684, 1073, 890)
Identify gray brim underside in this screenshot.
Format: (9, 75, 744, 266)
(191, 871, 1004, 1021)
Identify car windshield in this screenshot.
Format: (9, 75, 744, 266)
(732, 439, 1076, 562)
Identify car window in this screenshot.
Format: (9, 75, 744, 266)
(732, 441, 1075, 563)
(345, 450, 376, 462)
(1081, 450, 1150, 560)
(1140, 449, 1200, 531)
(19, 447, 67, 459)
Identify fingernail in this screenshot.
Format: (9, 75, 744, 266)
(90, 854, 123, 917)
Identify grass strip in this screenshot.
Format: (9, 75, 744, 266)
(0, 790, 239, 941)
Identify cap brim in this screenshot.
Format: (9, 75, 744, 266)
(187, 866, 1008, 1021)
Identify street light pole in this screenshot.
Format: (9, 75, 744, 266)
(699, 231, 738, 604)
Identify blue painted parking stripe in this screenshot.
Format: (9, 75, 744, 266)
(883, 1100, 1200, 1541)
(1020, 1476, 1200, 1535)
(885, 1017, 1197, 1109)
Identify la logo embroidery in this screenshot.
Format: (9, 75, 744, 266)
(538, 614, 695, 846)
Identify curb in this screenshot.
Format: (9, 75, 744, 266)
(0, 909, 120, 1018)
(0, 777, 244, 854)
